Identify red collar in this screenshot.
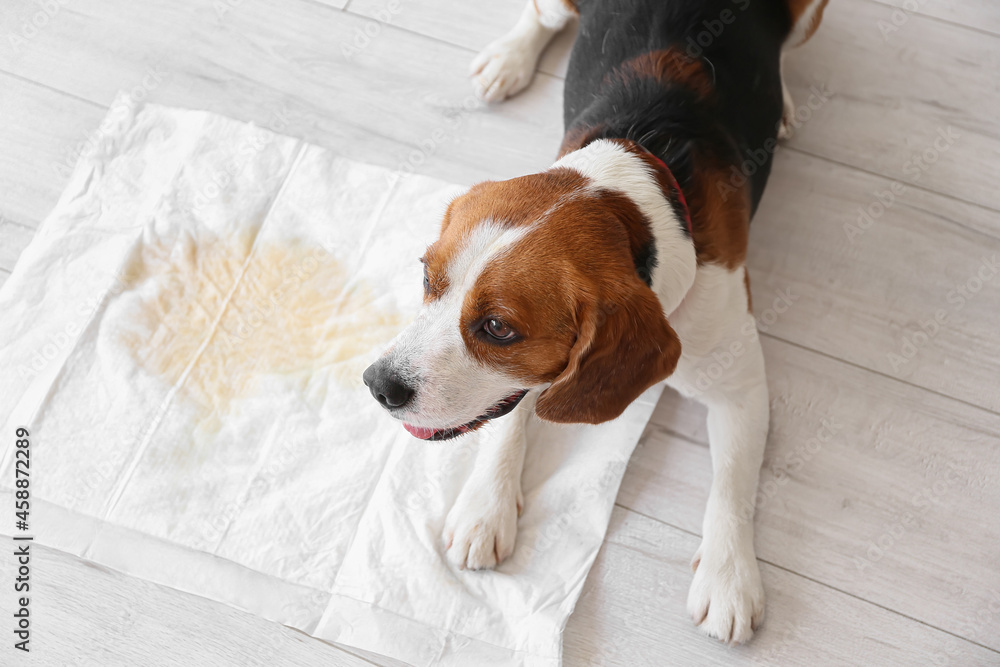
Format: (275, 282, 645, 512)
(647, 152, 693, 236)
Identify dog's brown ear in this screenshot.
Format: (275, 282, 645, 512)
(535, 280, 681, 424)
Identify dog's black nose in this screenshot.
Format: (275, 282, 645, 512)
(363, 362, 414, 409)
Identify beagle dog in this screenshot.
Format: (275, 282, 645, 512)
(363, 0, 827, 644)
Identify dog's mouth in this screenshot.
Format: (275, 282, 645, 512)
(403, 389, 528, 441)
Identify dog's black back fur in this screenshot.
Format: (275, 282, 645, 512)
(564, 0, 792, 215)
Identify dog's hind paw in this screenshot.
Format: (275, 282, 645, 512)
(469, 37, 540, 103)
(778, 82, 795, 140)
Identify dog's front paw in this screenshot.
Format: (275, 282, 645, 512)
(443, 481, 522, 570)
(687, 542, 765, 644)
(469, 37, 539, 103)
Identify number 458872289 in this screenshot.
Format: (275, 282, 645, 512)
(14, 427, 30, 531)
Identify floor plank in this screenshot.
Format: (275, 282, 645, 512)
(621, 336, 1000, 651)
(749, 150, 1000, 412)
(0, 73, 107, 228)
(784, 0, 1000, 211)
(0, 0, 565, 189)
(565, 507, 999, 666)
(0, 542, 380, 667)
(870, 0, 1000, 36)
(0, 217, 36, 272)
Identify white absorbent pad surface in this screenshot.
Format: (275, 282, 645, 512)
(0, 95, 663, 667)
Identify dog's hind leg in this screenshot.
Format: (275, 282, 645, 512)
(469, 0, 577, 102)
(778, 56, 796, 140)
(778, 0, 829, 139)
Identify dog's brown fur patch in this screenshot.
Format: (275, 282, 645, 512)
(685, 151, 751, 269)
(786, 0, 829, 45)
(615, 48, 714, 99)
(427, 168, 679, 423)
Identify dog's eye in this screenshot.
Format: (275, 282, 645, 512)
(422, 265, 430, 295)
(483, 318, 515, 341)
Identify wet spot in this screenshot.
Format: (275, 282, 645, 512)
(120, 233, 407, 435)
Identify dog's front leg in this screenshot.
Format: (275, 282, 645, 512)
(685, 342, 769, 644)
(443, 393, 534, 570)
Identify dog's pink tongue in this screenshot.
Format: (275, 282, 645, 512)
(403, 423, 438, 440)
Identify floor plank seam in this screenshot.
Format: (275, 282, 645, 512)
(651, 329, 1000, 442)
(784, 145, 1000, 225)
(0, 68, 108, 111)
(867, 0, 1000, 39)
(287, 627, 389, 666)
(757, 559, 1000, 655)
(642, 423, 709, 449)
(611, 503, 1000, 654)
(758, 332, 1000, 426)
(334, 1, 506, 56)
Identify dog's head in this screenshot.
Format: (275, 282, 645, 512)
(363, 153, 686, 440)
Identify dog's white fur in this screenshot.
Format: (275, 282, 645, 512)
(553, 140, 698, 316)
(434, 0, 773, 645)
(383, 221, 532, 429)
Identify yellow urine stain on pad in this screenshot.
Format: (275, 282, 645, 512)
(120, 233, 406, 432)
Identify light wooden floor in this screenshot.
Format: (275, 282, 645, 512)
(2, 0, 999, 664)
